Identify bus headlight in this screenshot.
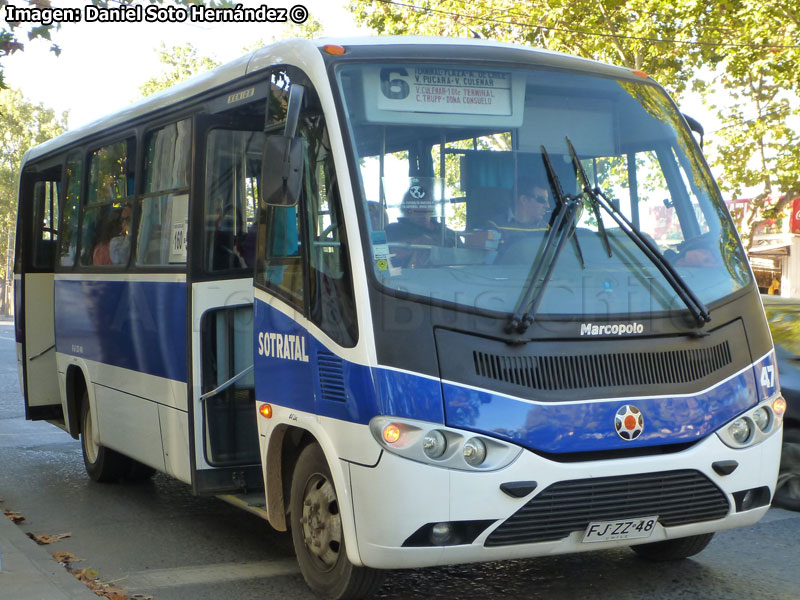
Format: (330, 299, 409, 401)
(369, 417, 522, 471)
(422, 430, 447, 459)
(751, 407, 770, 432)
(716, 398, 782, 449)
(729, 418, 752, 444)
(463, 438, 487, 466)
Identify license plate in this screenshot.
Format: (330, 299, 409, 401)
(582, 516, 659, 543)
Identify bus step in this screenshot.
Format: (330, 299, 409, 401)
(217, 492, 269, 520)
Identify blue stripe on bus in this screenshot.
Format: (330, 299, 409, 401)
(253, 297, 445, 425)
(54, 279, 187, 382)
(442, 367, 759, 453)
(254, 296, 765, 454)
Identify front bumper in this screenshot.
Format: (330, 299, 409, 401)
(349, 426, 781, 569)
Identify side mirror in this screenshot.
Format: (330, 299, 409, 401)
(682, 113, 705, 149)
(260, 84, 307, 207)
(260, 136, 305, 207)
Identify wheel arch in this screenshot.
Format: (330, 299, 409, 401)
(262, 422, 364, 567)
(64, 364, 89, 439)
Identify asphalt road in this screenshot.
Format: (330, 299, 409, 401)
(2, 317, 799, 600)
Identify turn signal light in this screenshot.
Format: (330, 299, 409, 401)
(772, 396, 787, 417)
(383, 424, 401, 444)
(259, 404, 273, 419)
(323, 44, 346, 55)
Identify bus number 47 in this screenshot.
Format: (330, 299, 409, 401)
(760, 365, 775, 388)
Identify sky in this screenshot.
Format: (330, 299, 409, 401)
(2, 0, 369, 128)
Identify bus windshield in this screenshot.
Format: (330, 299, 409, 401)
(335, 63, 751, 318)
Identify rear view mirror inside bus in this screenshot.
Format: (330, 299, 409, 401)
(260, 135, 305, 207)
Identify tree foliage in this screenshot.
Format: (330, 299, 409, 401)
(139, 43, 221, 98)
(139, 17, 324, 97)
(348, 0, 800, 248)
(703, 1, 800, 249)
(349, 0, 723, 97)
(0, 87, 66, 286)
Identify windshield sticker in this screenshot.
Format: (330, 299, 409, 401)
(373, 243, 390, 261)
(168, 194, 189, 263)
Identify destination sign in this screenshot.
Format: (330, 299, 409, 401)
(377, 67, 513, 116)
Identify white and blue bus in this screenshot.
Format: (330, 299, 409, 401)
(16, 37, 786, 599)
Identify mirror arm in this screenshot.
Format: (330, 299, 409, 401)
(284, 84, 305, 139)
(682, 112, 705, 150)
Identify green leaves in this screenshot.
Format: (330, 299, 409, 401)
(0, 87, 67, 278)
(138, 43, 220, 97)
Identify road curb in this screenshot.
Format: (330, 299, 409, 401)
(0, 510, 97, 600)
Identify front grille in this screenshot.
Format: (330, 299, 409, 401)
(474, 342, 731, 392)
(485, 470, 729, 547)
(317, 350, 346, 402)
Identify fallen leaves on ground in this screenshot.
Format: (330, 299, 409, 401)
(64, 564, 151, 600)
(52, 547, 152, 599)
(3, 508, 25, 523)
(52, 551, 81, 565)
(27, 531, 72, 544)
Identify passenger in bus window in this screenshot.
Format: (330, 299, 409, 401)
(674, 234, 721, 268)
(109, 206, 132, 265)
(385, 183, 457, 267)
(92, 216, 119, 266)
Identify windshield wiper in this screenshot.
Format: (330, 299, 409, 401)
(506, 146, 582, 335)
(566, 138, 612, 259)
(565, 137, 711, 328)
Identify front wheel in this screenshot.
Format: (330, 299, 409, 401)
(80, 392, 130, 483)
(774, 428, 800, 511)
(289, 443, 384, 600)
(630, 532, 714, 561)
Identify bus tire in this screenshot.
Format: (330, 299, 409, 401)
(774, 427, 800, 511)
(630, 532, 714, 561)
(289, 443, 384, 600)
(80, 392, 129, 483)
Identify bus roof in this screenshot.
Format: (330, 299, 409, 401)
(22, 36, 639, 166)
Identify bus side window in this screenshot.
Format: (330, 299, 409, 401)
(299, 103, 357, 347)
(80, 139, 135, 267)
(138, 119, 191, 266)
(58, 154, 81, 267)
(204, 130, 264, 272)
(256, 204, 304, 307)
(31, 172, 61, 269)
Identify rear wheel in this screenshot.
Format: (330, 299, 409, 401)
(774, 427, 800, 511)
(80, 392, 130, 483)
(630, 532, 714, 561)
(289, 443, 384, 600)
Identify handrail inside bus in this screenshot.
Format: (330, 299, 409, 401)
(199, 364, 254, 401)
(28, 344, 55, 362)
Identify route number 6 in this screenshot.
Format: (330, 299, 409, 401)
(760, 365, 775, 388)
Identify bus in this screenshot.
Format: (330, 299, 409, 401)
(15, 37, 786, 599)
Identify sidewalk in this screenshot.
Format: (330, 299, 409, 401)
(0, 510, 97, 600)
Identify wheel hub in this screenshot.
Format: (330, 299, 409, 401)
(83, 407, 99, 464)
(301, 474, 342, 570)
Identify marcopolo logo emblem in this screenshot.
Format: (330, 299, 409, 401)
(615, 405, 644, 440)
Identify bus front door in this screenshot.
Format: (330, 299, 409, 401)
(19, 166, 62, 421)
